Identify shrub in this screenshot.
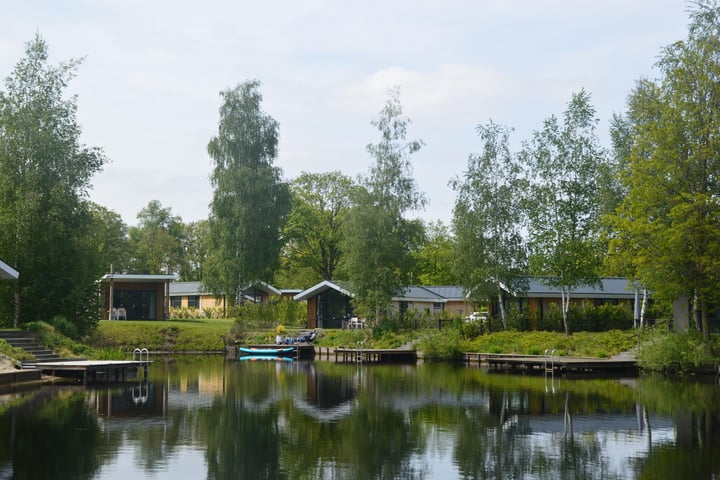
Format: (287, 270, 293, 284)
(419, 329, 463, 362)
(637, 328, 716, 373)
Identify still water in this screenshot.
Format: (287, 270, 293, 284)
(0, 356, 719, 479)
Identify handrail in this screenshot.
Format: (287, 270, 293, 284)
(132, 347, 150, 363)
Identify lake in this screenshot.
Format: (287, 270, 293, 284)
(0, 355, 719, 479)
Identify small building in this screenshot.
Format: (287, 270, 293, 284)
(293, 280, 354, 329)
(294, 281, 475, 328)
(393, 285, 473, 319)
(502, 277, 638, 324)
(99, 273, 177, 320)
(168, 281, 282, 313)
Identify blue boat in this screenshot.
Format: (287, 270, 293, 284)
(239, 355, 294, 362)
(238, 346, 295, 357)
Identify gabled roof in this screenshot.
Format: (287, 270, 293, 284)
(394, 286, 446, 302)
(422, 286, 465, 301)
(293, 280, 353, 301)
(294, 282, 470, 303)
(0, 259, 18, 280)
(504, 277, 637, 299)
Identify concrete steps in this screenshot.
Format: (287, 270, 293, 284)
(0, 329, 65, 367)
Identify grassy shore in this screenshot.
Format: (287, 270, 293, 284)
(85, 319, 638, 360)
(89, 318, 236, 353)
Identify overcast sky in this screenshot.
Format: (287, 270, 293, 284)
(1, 1, 692, 227)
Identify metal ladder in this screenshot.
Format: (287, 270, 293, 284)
(543, 349, 557, 374)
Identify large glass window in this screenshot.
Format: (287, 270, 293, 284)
(113, 290, 157, 320)
(171, 297, 181, 308)
(188, 296, 200, 309)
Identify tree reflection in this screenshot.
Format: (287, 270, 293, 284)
(0, 390, 113, 479)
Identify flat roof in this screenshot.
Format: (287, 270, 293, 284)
(0, 259, 18, 280)
(101, 273, 177, 283)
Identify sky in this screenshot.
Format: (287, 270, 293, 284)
(0, 1, 692, 227)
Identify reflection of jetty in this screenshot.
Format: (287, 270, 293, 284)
(463, 353, 638, 376)
(334, 348, 417, 364)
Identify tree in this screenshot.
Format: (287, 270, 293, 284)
(343, 88, 425, 321)
(451, 121, 527, 329)
(128, 200, 186, 275)
(0, 35, 105, 333)
(606, 2, 720, 339)
(521, 90, 606, 335)
(182, 219, 209, 282)
(205, 80, 290, 304)
(411, 221, 459, 286)
(281, 171, 355, 285)
(87, 202, 130, 273)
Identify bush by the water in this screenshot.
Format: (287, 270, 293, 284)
(636, 328, 717, 374)
(419, 329, 463, 362)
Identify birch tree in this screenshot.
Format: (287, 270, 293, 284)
(522, 90, 606, 335)
(205, 80, 290, 305)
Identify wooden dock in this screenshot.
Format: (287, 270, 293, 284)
(34, 360, 151, 384)
(463, 352, 638, 376)
(334, 348, 417, 364)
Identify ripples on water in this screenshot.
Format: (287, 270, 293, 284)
(0, 356, 718, 479)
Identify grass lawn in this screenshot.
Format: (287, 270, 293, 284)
(90, 317, 236, 352)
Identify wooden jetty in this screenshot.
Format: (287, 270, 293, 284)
(34, 359, 151, 384)
(463, 352, 638, 376)
(334, 348, 417, 364)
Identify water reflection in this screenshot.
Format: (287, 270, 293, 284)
(0, 358, 719, 479)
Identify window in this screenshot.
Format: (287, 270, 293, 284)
(171, 297, 181, 308)
(188, 295, 200, 309)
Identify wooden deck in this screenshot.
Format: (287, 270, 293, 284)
(35, 360, 151, 384)
(334, 348, 417, 364)
(463, 352, 638, 376)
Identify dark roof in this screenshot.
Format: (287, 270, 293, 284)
(293, 280, 353, 301)
(506, 277, 637, 299)
(423, 286, 465, 300)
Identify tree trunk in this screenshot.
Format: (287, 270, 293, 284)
(498, 291, 507, 330)
(700, 297, 710, 341)
(13, 284, 20, 328)
(640, 289, 647, 329)
(561, 285, 571, 335)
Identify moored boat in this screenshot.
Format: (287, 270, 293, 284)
(238, 346, 295, 356)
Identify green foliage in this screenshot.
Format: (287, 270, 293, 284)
(229, 299, 306, 334)
(419, 329, 463, 362)
(24, 321, 92, 358)
(606, 3, 720, 339)
(522, 90, 607, 335)
(636, 328, 717, 373)
(205, 80, 291, 304)
(343, 88, 425, 320)
(451, 120, 527, 329)
(127, 200, 186, 275)
(0, 338, 30, 361)
(411, 221, 460, 286)
(462, 329, 636, 358)
(280, 171, 355, 285)
(0, 35, 106, 335)
(90, 318, 233, 352)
